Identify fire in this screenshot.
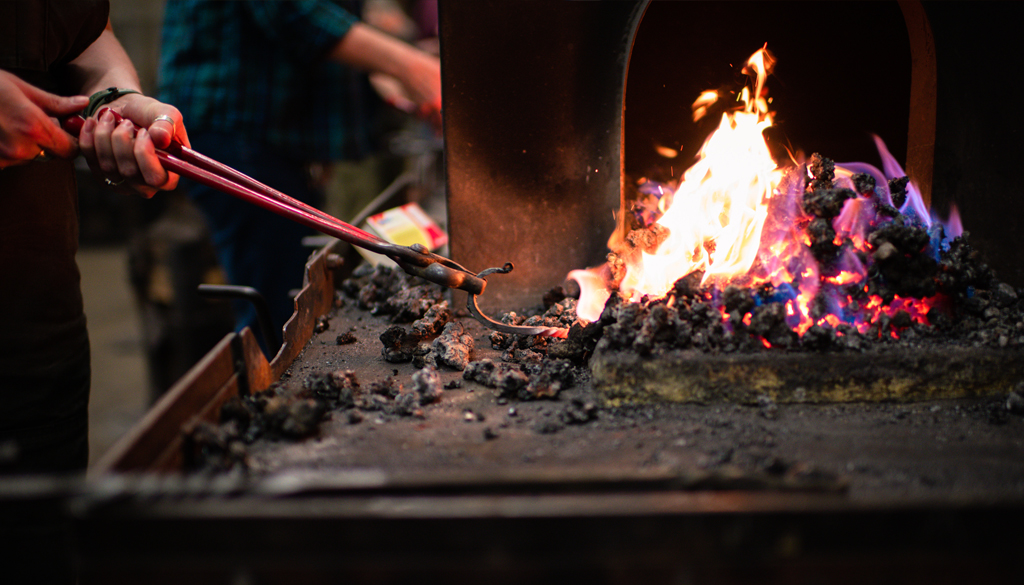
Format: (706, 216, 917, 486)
(569, 46, 962, 347)
(618, 47, 782, 300)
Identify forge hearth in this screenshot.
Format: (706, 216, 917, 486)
(158, 260, 1024, 504)
(592, 346, 1024, 405)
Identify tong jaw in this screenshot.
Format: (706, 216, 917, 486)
(392, 248, 567, 338)
(465, 263, 568, 338)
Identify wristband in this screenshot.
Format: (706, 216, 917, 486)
(84, 87, 141, 118)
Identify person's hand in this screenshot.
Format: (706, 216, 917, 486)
(395, 48, 442, 131)
(78, 93, 189, 198)
(0, 70, 89, 169)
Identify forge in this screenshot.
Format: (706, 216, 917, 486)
(445, 2, 1024, 405)
(70, 2, 1024, 582)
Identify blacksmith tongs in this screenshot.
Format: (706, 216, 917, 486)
(64, 111, 566, 338)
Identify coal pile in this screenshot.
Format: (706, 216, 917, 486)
(183, 385, 329, 473)
(594, 154, 1023, 356)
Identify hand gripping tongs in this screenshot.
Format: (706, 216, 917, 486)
(64, 111, 566, 338)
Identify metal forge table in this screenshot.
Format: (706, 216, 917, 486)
(65, 237, 1024, 584)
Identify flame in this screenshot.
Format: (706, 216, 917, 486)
(615, 47, 782, 306)
(567, 265, 612, 322)
(568, 46, 961, 345)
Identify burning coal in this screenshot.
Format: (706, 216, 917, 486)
(568, 46, 981, 348)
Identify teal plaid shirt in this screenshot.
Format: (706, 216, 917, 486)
(159, 0, 379, 162)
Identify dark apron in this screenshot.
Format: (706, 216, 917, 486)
(0, 0, 108, 474)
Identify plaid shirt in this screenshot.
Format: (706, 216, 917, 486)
(160, 0, 379, 162)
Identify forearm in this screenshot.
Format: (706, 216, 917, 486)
(328, 22, 441, 115)
(327, 22, 419, 79)
(65, 22, 142, 96)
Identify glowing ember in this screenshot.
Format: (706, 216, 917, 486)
(569, 46, 964, 347)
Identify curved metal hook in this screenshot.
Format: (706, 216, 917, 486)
(466, 263, 569, 338)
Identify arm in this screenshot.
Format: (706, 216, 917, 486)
(245, 2, 440, 126)
(68, 22, 190, 197)
(328, 22, 441, 124)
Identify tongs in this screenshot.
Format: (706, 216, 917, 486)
(64, 110, 566, 338)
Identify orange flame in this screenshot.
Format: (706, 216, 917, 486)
(592, 47, 783, 319)
(566, 45, 948, 345)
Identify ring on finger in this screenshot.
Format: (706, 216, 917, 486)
(153, 115, 175, 126)
(104, 177, 125, 187)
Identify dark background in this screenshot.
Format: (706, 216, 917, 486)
(924, 1, 1023, 288)
(624, 1, 911, 182)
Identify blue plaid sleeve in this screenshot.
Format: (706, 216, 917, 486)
(244, 1, 359, 63)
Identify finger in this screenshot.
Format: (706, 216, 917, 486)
(173, 121, 191, 149)
(147, 116, 176, 150)
(7, 103, 80, 160)
(111, 118, 140, 179)
(78, 116, 98, 166)
(15, 78, 89, 116)
(133, 185, 159, 199)
(134, 128, 176, 190)
(92, 109, 119, 176)
(122, 98, 184, 150)
(78, 117, 113, 186)
(37, 117, 80, 159)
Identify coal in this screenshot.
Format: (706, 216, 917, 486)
(341, 265, 445, 322)
(416, 321, 475, 371)
(393, 392, 420, 417)
(522, 358, 576, 399)
(888, 176, 909, 208)
(559, 398, 597, 424)
(411, 300, 453, 338)
(220, 395, 256, 429)
(278, 399, 327, 437)
(385, 285, 445, 322)
(723, 285, 755, 314)
(490, 299, 581, 357)
(369, 376, 401, 399)
(807, 217, 839, 261)
(626, 223, 670, 254)
(411, 366, 443, 404)
(314, 315, 330, 333)
(808, 152, 835, 190)
(633, 303, 681, 355)
(852, 172, 876, 196)
(182, 420, 248, 472)
(380, 325, 420, 363)
(184, 378, 345, 471)
(546, 321, 602, 364)
(464, 359, 529, 397)
(330, 370, 360, 408)
(803, 188, 854, 220)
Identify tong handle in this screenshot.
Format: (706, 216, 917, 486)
(61, 111, 487, 296)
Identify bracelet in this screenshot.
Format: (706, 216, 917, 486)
(84, 87, 141, 118)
